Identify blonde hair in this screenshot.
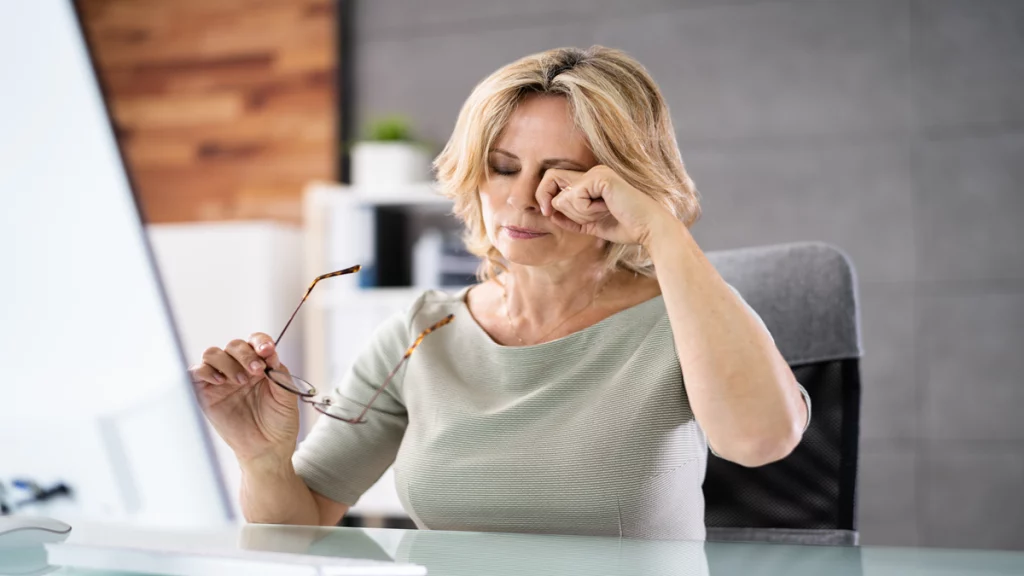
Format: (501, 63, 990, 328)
(434, 45, 700, 280)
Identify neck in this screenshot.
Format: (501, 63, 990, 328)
(500, 260, 616, 327)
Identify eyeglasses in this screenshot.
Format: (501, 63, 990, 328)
(266, 265, 454, 424)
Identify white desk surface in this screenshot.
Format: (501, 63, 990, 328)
(8, 521, 1024, 576)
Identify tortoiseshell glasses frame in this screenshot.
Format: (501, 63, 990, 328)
(266, 265, 454, 424)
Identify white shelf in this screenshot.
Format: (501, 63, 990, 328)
(305, 180, 452, 208)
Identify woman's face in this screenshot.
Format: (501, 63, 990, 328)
(479, 94, 604, 269)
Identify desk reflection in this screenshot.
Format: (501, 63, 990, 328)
(239, 524, 863, 576)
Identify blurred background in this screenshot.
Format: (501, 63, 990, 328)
(73, 0, 1022, 550)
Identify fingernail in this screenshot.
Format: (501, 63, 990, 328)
(237, 373, 249, 385)
(214, 374, 225, 384)
(258, 342, 271, 352)
(250, 361, 263, 373)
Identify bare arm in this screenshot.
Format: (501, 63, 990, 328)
(533, 165, 806, 467)
(645, 218, 808, 467)
(240, 455, 350, 526)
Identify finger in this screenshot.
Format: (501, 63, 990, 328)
(535, 168, 580, 217)
(550, 211, 584, 234)
(554, 194, 609, 224)
(249, 333, 282, 369)
(551, 181, 609, 225)
(190, 379, 214, 411)
(264, 371, 299, 406)
(205, 345, 253, 386)
(189, 362, 226, 385)
(225, 338, 267, 377)
(549, 185, 584, 220)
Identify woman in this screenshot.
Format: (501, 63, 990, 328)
(191, 46, 810, 540)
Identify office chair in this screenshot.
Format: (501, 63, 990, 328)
(704, 242, 862, 546)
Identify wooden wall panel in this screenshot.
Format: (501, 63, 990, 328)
(77, 0, 337, 223)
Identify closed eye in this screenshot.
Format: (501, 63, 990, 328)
(490, 165, 518, 176)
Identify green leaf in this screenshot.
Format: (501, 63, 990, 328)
(363, 114, 415, 142)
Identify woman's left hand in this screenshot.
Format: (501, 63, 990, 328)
(535, 166, 674, 247)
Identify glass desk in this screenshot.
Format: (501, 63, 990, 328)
(5, 522, 1024, 576)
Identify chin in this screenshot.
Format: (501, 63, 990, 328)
(496, 239, 566, 267)
(500, 248, 556, 267)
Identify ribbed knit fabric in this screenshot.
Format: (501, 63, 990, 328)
(294, 286, 807, 540)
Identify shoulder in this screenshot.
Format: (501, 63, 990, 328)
(392, 287, 471, 336)
(357, 288, 467, 368)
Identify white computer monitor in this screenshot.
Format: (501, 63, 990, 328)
(0, 0, 232, 526)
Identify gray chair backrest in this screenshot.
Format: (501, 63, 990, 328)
(708, 242, 861, 365)
(704, 242, 863, 546)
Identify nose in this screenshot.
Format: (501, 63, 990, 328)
(506, 175, 541, 213)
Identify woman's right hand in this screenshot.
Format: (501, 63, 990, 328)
(189, 333, 300, 466)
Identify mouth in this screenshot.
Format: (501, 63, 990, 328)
(503, 225, 548, 240)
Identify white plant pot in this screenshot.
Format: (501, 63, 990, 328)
(350, 141, 431, 187)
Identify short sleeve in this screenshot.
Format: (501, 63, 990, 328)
(709, 285, 812, 458)
(292, 305, 415, 507)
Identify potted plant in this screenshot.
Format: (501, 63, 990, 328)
(350, 115, 432, 187)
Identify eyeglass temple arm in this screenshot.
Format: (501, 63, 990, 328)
(352, 314, 454, 423)
(273, 265, 362, 346)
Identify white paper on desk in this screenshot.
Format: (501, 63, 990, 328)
(45, 542, 427, 576)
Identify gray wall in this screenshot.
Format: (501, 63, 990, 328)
(352, 0, 1024, 550)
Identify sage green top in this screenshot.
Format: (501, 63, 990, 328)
(294, 286, 809, 540)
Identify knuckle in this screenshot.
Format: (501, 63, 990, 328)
(226, 339, 248, 351)
(202, 347, 221, 360)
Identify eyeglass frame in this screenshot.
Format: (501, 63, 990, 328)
(266, 265, 453, 424)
